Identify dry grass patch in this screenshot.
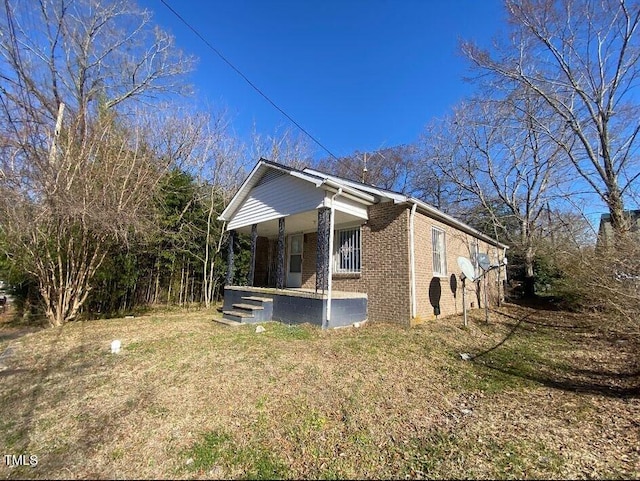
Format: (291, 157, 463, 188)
(0, 304, 638, 479)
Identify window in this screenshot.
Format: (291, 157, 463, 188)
(432, 227, 447, 276)
(334, 227, 361, 274)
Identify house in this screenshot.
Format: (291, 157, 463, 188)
(218, 159, 508, 328)
(597, 210, 640, 250)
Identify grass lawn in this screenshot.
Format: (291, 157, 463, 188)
(0, 303, 638, 479)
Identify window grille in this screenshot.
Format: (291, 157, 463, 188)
(334, 227, 361, 274)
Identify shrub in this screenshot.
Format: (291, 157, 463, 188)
(553, 236, 639, 333)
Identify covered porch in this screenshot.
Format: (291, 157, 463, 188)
(223, 206, 369, 328)
(219, 160, 375, 328)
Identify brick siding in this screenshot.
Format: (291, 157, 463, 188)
(301, 232, 318, 289)
(300, 202, 411, 325)
(256, 203, 505, 327)
(253, 236, 269, 287)
(413, 213, 504, 324)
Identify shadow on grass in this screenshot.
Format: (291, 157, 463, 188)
(0, 328, 42, 342)
(509, 296, 570, 312)
(0, 306, 45, 342)
(1, 324, 66, 473)
(468, 308, 640, 399)
(3, 321, 158, 478)
(474, 359, 640, 397)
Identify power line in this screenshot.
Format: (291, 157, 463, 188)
(158, 0, 339, 161)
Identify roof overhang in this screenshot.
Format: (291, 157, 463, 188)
(406, 198, 509, 250)
(219, 159, 509, 250)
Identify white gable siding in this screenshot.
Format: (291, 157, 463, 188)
(327, 194, 369, 220)
(228, 175, 325, 230)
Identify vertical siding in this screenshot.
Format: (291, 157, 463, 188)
(330, 195, 369, 219)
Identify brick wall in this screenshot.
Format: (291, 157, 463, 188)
(253, 236, 270, 287)
(312, 202, 413, 325)
(301, 232, 318, 289)
(253, 236, 277, 287)
(295, 202, 504, 327)
(413, 213, 504, 324)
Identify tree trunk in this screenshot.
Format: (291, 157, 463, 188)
(203, 194, 215, 308)
(167, 256, 175, 305)
(146, 269, 153, 304)
(606, 184, 629, 241)
(153, 263, 160, 305)
(179, 259, 185, 306)
(523, 245, 535, 298)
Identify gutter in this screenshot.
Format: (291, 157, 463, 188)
(409, 202, 418, 319)
(406, 198, 509, 250)
(322, 179, 375, 204)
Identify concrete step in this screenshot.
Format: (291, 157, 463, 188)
(224, 294, 273, 323)
(233, 303, 265, 311)
(223, 310, 255, 323)
(213, 317, 243, 327)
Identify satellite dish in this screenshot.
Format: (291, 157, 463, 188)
(477, 253, 491, 271)
(503, 257, 508, 265)
(457, 256, 476, 281)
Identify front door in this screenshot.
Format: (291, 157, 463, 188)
(286, 234, 303, 287)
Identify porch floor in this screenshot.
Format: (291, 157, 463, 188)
(223, 285, 367, 328)
(224, 285, 367, 300)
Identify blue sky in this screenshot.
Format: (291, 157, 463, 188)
(140, 0, 507, 159)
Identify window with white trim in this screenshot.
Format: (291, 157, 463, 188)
(334, 227, 361, 274)
(432, 227, 447, 276)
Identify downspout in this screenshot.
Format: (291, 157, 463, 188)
(326, 187, 343, 328)
(409, 202, 418, 319)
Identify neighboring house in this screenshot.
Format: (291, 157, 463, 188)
(218, 159, 508, 328)
(597, 210, 640, 249)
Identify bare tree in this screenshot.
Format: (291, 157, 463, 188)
(462, 0, 640, 238)
(0, 0, 193, 326)
(317, 145, 415, 192)
(1, 110, 176, 325)
(421, 94, 567, 296)
(411, 136, 468, 213)
(184, 111, 246, 308)
(248, 124, 315, 170)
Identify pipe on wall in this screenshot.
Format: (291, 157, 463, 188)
(409, 202, 418, 319)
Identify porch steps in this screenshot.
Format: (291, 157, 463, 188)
(222, 310, 255, 323)
(213, 317, 243, 327)
(222, 296, 273, 324)
(232, 303, 265, 311)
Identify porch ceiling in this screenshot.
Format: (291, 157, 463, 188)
(234, 210, 364, 237)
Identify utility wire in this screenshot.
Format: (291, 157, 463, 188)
(159, 0, 339, 161)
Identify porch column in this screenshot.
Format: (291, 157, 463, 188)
(316, 207, 331, 293)
(225, 229, 236, 286)
(276, 217, 285, 289)
(247, 224, 258, 286)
